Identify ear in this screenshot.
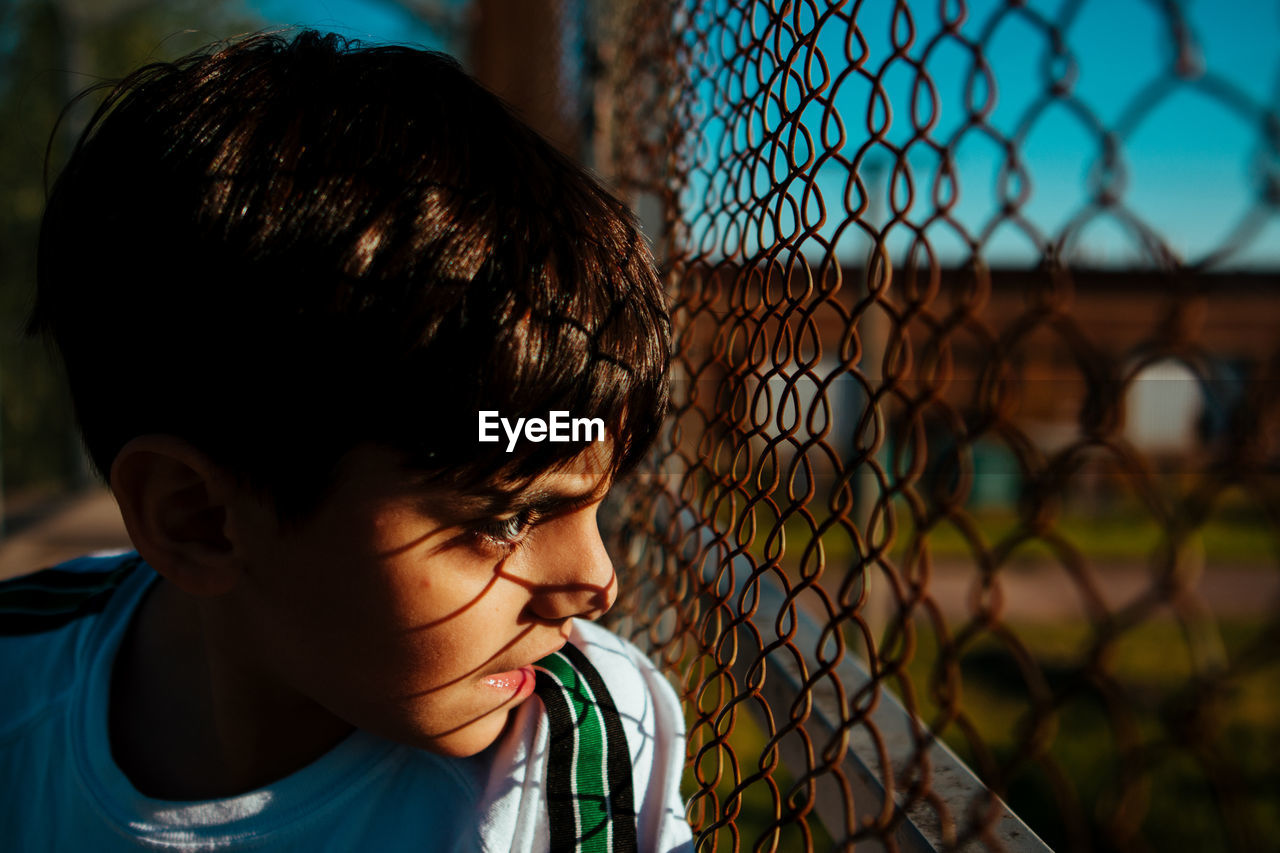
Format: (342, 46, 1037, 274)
(110, 436, 245, 597)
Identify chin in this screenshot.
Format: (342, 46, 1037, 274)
(415, 706, 519, 758)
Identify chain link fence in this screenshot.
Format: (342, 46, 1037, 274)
(0, 1, 1274, 849)
(589, 1, 1280, 850)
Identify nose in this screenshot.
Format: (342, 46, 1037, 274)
(520, 507, 617, 624)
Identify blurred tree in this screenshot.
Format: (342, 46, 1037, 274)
(0, 0, 260, 508)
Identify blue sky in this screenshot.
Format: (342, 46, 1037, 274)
(248, 0, 455, 51)
(247, 0, 1280, 269)
(682, 0, 1280, 268)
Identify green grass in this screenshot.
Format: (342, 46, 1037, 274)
(678, 485, 1278, 849)
(669, 611, 1279, 851)
(739, 498, 1277, 570)
(895, 506, 1277, 565)
(678, 660, 837, 851)
(892, 617, 1280, 852)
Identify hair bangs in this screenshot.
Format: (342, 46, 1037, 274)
(33, 29, 670, 522)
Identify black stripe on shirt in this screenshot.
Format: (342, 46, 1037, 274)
(0, 556, 140, 636)
(537, 667, 582, 853)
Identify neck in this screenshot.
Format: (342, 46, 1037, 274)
(109, 579, 353, 800)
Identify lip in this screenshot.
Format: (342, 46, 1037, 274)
(482, 664, 537, 701)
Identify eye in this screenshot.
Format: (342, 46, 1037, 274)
(471, 509, 538, 552)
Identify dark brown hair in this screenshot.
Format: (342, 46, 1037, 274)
(32, 30, 669, 517)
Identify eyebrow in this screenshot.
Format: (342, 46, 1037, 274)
(421, 480, 611, 525)
(505, 486, 606, 517)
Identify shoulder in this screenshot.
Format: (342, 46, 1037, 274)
(0, 552, 145, 743)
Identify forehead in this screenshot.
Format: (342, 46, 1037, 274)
(446, 440, 616, 519)
(329, 441, 614, 520)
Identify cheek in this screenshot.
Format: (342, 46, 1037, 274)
(348, 559, 511, 671)
(243, 533, 524, 692)
(390, 551, 513, 626)
(229, 545, 406, 684)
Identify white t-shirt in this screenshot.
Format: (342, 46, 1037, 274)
(0, 552, 692, 852)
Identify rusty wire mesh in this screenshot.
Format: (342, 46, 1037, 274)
(589, 1, 1280, 851)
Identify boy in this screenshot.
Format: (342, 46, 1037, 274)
(1, 30, 690, 852)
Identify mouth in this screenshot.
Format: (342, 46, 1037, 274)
(482, 665, 537, 701)
(480, 633, 569, 698)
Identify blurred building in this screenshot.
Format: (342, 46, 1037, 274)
(675, 261, 1280, 507)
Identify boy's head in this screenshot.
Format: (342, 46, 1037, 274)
(32, 29, 669, 520)
(31, 31, 670, 762)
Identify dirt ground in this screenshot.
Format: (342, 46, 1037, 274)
(0, 489, 133, 581)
